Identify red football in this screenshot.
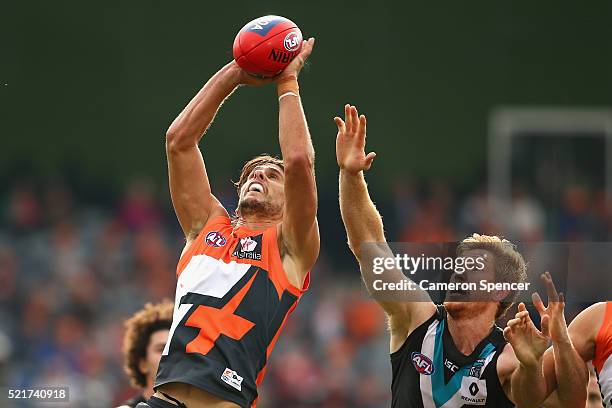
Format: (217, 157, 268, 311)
(233, 15, 302, 77)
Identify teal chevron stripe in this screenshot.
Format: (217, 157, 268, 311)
(430, 319, 496, 408)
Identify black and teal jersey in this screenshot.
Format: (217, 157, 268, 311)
(391, 306, 514, 408)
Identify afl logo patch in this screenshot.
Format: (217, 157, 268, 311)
(283, 32, 300, 52)
(411, 352, 434, 375)
(205, 231, 227, 247)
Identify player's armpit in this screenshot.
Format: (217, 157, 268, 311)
(387, 303, 437, 353)
(166, 142, 228, 240)
(358, 242, 436, 351)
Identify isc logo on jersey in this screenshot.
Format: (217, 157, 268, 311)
(411, 352, 434, 375)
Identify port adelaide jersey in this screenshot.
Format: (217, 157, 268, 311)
(391, 306, 514, 408)
(155, 216, 309, 408)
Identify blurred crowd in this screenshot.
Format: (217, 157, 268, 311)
(0, 176, 610, 407)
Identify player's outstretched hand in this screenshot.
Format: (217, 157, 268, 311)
(276, 37, 315, 83)
(504, 302, 549, 368)
(532, 271, 571, 345)
(335, 104, 376, 174)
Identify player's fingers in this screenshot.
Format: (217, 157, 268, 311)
(359, 114, 367, 137)
(503, 326, 513, 341)
(334, 117, 345, 132)
(507, 317, 521, 328)
(543, 272, 559, 303)
(305, 37, 315, 56)
(532, 292, 546, 314)
(292, 41, 308, 66)
(245, 72, 275, 86)
(351, 106, 359, 132)
(299, 38, 314, 57)
(518, 302, 527, 313)
(344, 104, 352, 128)
(364, 152, 377, 170)
(515, 310, 529, 321)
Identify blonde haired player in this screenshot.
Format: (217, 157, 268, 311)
(335, 104, 583, 407)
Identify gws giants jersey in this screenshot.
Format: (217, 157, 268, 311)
(155, 216, 309, 408)
(391, 306, 514, 408)
(594, 302, 612, 408)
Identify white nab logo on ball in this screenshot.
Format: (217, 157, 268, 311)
(283, 32, 301, 52)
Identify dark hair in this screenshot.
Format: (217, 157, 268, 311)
(234, 154, 284, 196)
(122, 300, 173, 388)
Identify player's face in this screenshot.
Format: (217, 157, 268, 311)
(444, 249, 498, 318)
(238, 164, 285, 219)
(141, 329, 169, 388)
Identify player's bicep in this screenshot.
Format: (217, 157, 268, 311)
(167, 143, 227, 239)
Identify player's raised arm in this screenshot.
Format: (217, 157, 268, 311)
(335, 105, 435, 350)
(166, 62, 271, 242)
(502, 302, 550, 408)
(504, 273, 588, 408)
(535, 274, 588, 407)
(276, 38, 320, 286)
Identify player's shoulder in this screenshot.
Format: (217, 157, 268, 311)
(569, 302, 607, 336)
(581, 301, 608, 316)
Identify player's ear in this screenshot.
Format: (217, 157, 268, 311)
(138, 357, 148, 375)
(491, 289, 510, 302)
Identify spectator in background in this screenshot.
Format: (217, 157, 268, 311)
(507, 183, 545, 241)
(118, 300, 173, 408)
(6, 182, 41, 234)
(119, 178, 162, 231)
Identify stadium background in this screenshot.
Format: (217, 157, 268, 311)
(1, 1, 611, 407)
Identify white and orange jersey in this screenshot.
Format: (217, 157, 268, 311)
(594, 301, 612, 407)
(155, 216, 309, 408)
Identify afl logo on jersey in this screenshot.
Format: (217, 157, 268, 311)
(411, 352, 434, 375)
(205, 231, 227, 247)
